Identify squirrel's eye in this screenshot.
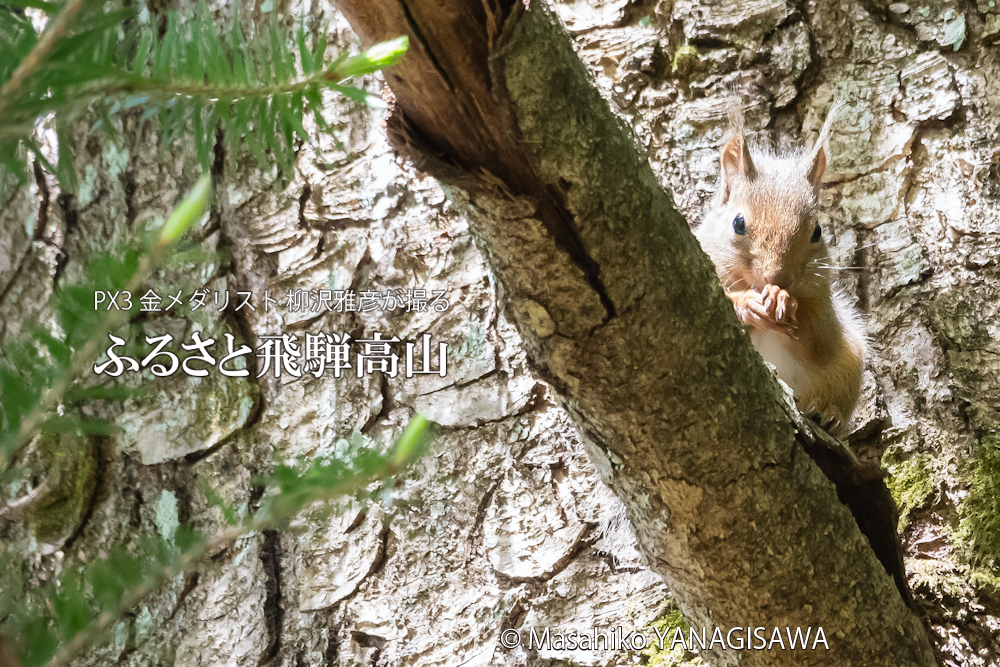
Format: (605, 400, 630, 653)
(811, 224, 822, 243)
(732, 214, 746, 236)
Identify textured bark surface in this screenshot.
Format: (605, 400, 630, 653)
(336, 0, 937, 665)
(0, 0, 998, 665)
(547, 0, 1000, 664)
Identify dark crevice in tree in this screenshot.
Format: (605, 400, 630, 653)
(126, 465, 143, 529)
(466, 477, 502, 554)
(848, 411, 892, 463)
(361, 371, 392, 433)
(361, 521, 392, 582)
(428, 381, 549, 429)
(793, 430, 916, 609)
(396, 0, 455, 95)
(775, 10, 804, 31)
(541, 181, 618, 322)
(593, 545, 646, 574)
(259, 529, 285, 666)
(511, 382, 548, 418)
(496, 596, 531, 651)
(57, 190, 79, 237)
(183, 338, 262, 464)
(312, 232, 325, 260)
(122, 170, 138, 231)
(491, 524, 596, 585)
(350, 630, 386, 658)
(212, 128, 264, 389)
(613, 0, 659, 28)
(0, 161, 50, 317)
(313, 216, 373, 231)
(33, 160, 49, 243)
(345, 508, 367, 533)
(165, 572, 200, 622)
(248, 480, 267, 514)
(183, 418, 257, 463)
(297, 181, 312, 229)
(686, 36, 731, 49)
(227, 304, 262, 382)
(432, 366, 499, 392)
(324, 611, 340, 666)
(208, 124, 227, 242)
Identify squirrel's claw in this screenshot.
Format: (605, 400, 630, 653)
(748, 285, 798, 332)
(775, 289, 798, 327)
(804, 407, 845, 435)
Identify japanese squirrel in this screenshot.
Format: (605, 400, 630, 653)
(695, 101, 866, 434)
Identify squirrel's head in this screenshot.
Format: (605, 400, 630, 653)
(699, 102, 842, 299)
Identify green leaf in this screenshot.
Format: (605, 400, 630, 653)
(131, 31, 152, 74)
(312, 32, 328, 71)
(55, 114, 78, 194)
(158, 173, 212, 245)
(328, 83, 384, 109)
(392, 414, 432, 467)
(333, 36, 408, 79)
(297, 21, 314, 75)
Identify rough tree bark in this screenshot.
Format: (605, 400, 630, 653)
(332, 0, 937, 665)
(2, 0, 999, 665)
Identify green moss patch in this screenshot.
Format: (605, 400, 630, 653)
(32, 432, 99, 549)
(642, 604, 703, 666)
(883, 451, 934, 530)
(672, 43, 698, 74)
(956, 435, 1000, 590)
(908, 559, 968, 601)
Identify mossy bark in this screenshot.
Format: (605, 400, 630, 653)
(336, 1, 935, 665)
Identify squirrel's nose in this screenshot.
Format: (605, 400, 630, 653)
(758, 269, 790, 289)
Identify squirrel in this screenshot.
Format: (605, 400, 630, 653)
(695, 100, 866, 435)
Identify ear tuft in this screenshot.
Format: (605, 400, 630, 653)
(804, 99, 843, 190)
(720, 133, 757, 190)
(718, 96, 757, 203)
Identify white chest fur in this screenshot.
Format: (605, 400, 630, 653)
(749, 329, 810, 394)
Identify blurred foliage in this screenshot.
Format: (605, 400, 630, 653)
(0, 0, 407, 196)
(0, 3, 419, 664)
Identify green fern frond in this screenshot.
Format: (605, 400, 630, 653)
(3, 416, 431, 667)
(0, 1, 407, 194)
(0, 174, 211, 471)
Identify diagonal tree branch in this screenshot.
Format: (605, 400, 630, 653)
(0, 0, 87, 114)
(334, 1, 937, 664)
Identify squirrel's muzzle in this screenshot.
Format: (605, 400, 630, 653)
(756, 268, 792, 290)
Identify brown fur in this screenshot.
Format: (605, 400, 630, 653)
(695, 100, 865, 434)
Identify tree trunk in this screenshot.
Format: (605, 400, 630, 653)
(330, 1, 942, 665)
(1, 0, 998, 665)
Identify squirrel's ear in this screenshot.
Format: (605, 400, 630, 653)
(805, 99, 843, 190)
(806, 145, 827, 189)
(720, 133, 756, 201)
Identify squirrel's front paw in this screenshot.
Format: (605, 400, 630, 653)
(730, 290, 766, 327)
(731, 286, 797, 331)
(774, 287, 798, 326)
